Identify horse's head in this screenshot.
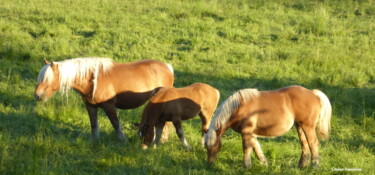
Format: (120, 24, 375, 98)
(34, 60, 60, 101)
(205, 128, 223, 165)
(135, 123, 155, 149)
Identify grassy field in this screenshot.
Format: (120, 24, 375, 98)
(0, 0, 374, 174)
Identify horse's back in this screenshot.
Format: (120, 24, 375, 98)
(152, 83, 217, 102)
(235, 86, 321, 137)
(93, 59, 174, 106)
(110, 60, 174, 90)
(148, 83, 219, 119)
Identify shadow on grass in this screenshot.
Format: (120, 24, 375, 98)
(174, 70, 375, 119)
(174, 69, 375, 155)
(329, 134, 375, 155)
(0, 91, 37, 109)
(0, 67, 373, 173)
(0, 111, 84, 141)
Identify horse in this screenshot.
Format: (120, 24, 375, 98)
(204, 85, 331, 168)
(136, 83, 220, 150)
(34, 57, 174, 142)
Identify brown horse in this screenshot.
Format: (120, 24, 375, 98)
(136, 83, 220, 150)
(204, 85, 331, 168)
(34, 57, 174, 142)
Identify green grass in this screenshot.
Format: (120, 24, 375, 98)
(0, 0, 374, 174)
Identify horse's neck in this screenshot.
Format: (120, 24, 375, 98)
(142, 105, 160, 127)
(218, 127, 227, 138)
(71, 76, 94, 97)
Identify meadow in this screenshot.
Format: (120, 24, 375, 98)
(0, 0, 374, 174)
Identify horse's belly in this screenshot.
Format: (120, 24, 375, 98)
(114, 91, 153, 109)
(115, 101, 146, 109)
(253, 118, 294, 137)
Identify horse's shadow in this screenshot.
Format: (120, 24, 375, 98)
(0, 102, 88, 140)
(174, 69, 375, 119)
(0, 91, 36, 109)
(0, 89, 131, 147)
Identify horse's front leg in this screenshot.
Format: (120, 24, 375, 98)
(172, 119, 191, 151)
(199, 112, 210, 146)
(251, 137, 268, 166)
(152, 121, 166, 148)
(85, 103, 99, 139)
(241, 132, 253, 168)
(101, 102, 127, 142)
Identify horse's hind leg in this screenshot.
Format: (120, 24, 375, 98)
(101, 102, 127, 142)
(172, 120, 191, 151)
(296, 123, 310, 168)
(300, 123, 320, 167)
(85, 103, 99, 139)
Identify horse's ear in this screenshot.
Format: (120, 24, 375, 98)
(44, 58, 49, 65)
(50, 61, 57, 69)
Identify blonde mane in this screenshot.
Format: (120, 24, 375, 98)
(37, 64, 54, 84)
(37, 57, 113, 97)
(205, 88, 260, 147)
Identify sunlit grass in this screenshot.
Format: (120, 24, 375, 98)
(0, 0, 374, 174)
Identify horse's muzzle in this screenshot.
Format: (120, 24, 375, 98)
(34, 93, 42, 101)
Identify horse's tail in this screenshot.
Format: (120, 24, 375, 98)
(313, 89, 332, 140)
(166, 63, 174, 75)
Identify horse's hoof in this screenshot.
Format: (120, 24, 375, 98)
(142, 144, 148, 150)
(311, 158, 319, 168)
(298, 163, 308, 169)
(118, 134, 128, 144)
(183, 145, 192, 151)
(312, 163, 319, 169)
(243, 159, 252, 168)
(90, 135, 99, 140)
(243, 163, 252, 168)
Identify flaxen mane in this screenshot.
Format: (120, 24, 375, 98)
(205, 88, 260, 147)
(37, 57, 113, 97)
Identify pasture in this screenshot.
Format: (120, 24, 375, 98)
(0, 0, 374, 174)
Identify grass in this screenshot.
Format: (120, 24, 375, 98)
(0, 0, 374, 174)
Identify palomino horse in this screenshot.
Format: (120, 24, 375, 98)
(204, 85, 331, 168)
(35, 57, 174, 142)
(136, 83, 220, 150)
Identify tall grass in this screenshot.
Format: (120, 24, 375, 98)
(0, 0, 374, 174)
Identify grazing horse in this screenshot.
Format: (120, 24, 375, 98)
(34, 57, 174, 142)
(204, 86, 331, 168)
(136, 83, 220, 150)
